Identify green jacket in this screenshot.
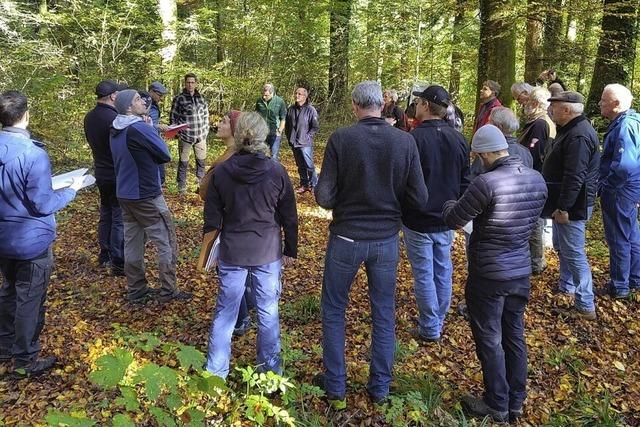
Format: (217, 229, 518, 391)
(255, 95, 287, 135)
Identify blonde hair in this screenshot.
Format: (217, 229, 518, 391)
(234, 112, 270, 155)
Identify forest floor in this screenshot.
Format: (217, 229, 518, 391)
(0, 142, 639, 426)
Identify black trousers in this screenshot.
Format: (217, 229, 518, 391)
(0, 248, 53, 367)
(465, 275, 529, 413)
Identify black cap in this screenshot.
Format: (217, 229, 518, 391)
(548, 91, 585, 104)
(412, 85, 450, 108)
(95, 80, 127, 98)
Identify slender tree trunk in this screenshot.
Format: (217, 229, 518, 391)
(215, 0, 224, 63)
(39, 0, 47, 14)
(576, 13, 596, 93)
(543, 0, 564, 68)
(449, 0, 465, 102)
(157, 0, 178, 68)
(477, 0, 517, 106)
(328, 0, 352, 108)
(586, 0, 638, 117)
(524, 0, 544, 83)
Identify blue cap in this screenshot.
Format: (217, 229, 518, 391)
(149, 81, 168, 95)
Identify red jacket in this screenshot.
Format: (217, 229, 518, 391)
(473, 97, 502, 134)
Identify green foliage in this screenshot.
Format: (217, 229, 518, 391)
(45, 410, 96, 427)
(282, 294, 321, 325)
(176, 344, 206, 371)
(545, 392, 625, 426)
(545, 345, 585, 374)
(88, 348, 133, 389)
(110, 413, 135, 427)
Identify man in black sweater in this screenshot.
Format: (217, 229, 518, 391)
(314, 81, 429, 409)
(402, 85, 470, 343)
(84, 79, 127, 276)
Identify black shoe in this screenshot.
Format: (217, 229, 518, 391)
(111, 265, 126, 277)
(457, 302, 470, 320)
(461, 394, 508, 423)
(595, 287, 629, 299)
(409, 327, 441, 343)
(233, 319, 252, 337)
(126, 288, 158, 304)
(157, 290, 192, 303)
(12, 356, 57, 378)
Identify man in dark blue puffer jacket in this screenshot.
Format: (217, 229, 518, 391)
(442, 124, 547, 423)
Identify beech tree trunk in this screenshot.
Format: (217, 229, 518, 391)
(477, 0, 517, 106)
(524, 0, 544, 83)
(328, 0, 352, 108)
(157, 0, 178, 67)
(543, 0, 564, 69)
(586, 0, 638, 117)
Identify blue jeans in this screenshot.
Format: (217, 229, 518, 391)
(205, 259, 282, 378)
(321, 233, 399, 400)
(97, 180, 124, 268)
(466, 277, 529, 413)
(552, 207, 594, 311)
(266, 134, 282, 161)
(403, 227, 454, 339)
(601, 190, 640, 295)
(292, 146, 317, 188)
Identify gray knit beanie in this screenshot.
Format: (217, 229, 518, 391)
(471, 124, 508, 153)
(114, 89, 138, 114)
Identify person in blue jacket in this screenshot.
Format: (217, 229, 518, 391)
(598, 84, 640, 299)
(110, 89, 191, 304)
(0, 91, 83, 377)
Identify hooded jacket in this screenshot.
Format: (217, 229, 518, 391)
(0, 127, 76, 260)
(204, 151, 298, 266)
(110, 115, 171, 200)
(599, 109, 640, 201)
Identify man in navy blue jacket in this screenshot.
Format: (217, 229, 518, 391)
(110, 89, 191, 304)
(402, 85, 470, 343)
(0, 91, 83, 377)
(84, 79, 127, 275)
(443, 125, 547, 423)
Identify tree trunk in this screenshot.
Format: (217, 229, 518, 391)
(328, 0, 352, 108)
(157, 0, 178, 68)
(448, 0, 465, 102)
(586, 0, 638, 117)
(524, 0, 544, 83)
(215, 0, 224, 63)
(477, 0, 517, 106)
(542, 0, 564, 69)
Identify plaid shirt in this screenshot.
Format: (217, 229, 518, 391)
(170, 89, 210, 143)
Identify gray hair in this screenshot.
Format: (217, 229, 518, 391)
(604, 83, 633, 111)
(558, 102, 584, 115)
(511, 82, 533, 99)
(488, 107, 519, 136)
(234, 112, 270, 155)
(528, 87, 551, 109)
(263, 83, 274, 94)
(352, 81, 384, 109)
(384, 89, 399, 103)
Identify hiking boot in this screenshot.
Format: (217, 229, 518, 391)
(457, 302, 469, 320)
(409, 327, 441, 343)
(370, 393, 389, 410)
(461, 394, 508, 423)
(12, 356, 57, 378)
(509, 407, 524, 423)
(595, 286, 630, 299)
(157, 290, 193, 304)
(233, 318, 252, 337)
(126, 288, 159, 304)
(574, 308, 597, 320)
(312, 373, 346, 410)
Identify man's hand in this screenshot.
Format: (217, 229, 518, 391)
(552, 209, 569, 224)
(282, 256, 295, 267)
(157, 124, 169, 132)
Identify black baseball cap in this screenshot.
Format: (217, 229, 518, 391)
(95, 80, 127, 98)
(412, 85, 450, 108)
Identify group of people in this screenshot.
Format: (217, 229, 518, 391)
(0, 71, 638, 426)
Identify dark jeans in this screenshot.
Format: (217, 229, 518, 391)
(0, 248, 53, 366)
(321, 233, 399, 400)
(466, 276, 529, 413)
(266, 134, 282, 161)
(97, 180, 124, 267)
(292, 145, 317, 188)
(601, 190, 640, 295)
